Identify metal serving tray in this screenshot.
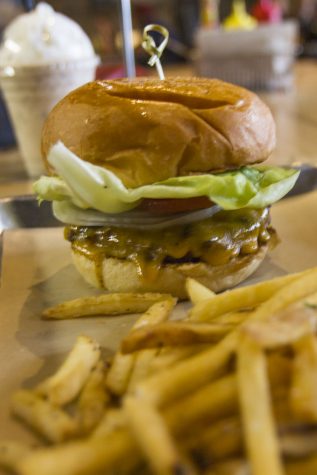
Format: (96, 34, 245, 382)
(0, 195, 60, 230)
(0, 196, 61, 281)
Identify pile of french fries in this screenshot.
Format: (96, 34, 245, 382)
(2, 269, 317, 475)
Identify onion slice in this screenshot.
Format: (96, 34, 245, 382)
(53, 201, 222, 230)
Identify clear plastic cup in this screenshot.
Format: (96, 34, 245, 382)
(0, 56, 98, 177)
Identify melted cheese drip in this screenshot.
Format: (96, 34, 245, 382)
(65, 207, 274, 286)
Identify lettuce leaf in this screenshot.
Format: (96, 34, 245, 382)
(34, 141, 299, 216)
(33, 176, 71, 203)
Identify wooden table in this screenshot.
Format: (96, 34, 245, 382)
(0, 59, 316, 199)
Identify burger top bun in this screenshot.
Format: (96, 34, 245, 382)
(42, 77, 276, 188)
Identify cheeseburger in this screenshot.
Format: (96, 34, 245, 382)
(35, 77, 299, 298)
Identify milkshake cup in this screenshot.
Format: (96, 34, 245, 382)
(0, 3, 99, 177)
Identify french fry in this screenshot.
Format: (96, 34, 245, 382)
(266, 354, 293, 423)
(290, 333, 317, 422)
(237, 333, 283, 475)
(11, 390, 78, 443)
(36, 335, 101, 406)
(103, 376, 238, 456)
(134, 332, 238, 407)
(130, 298, 177, 328)
(42, 292, 172, 320)
(127, 348, 160, 391)
(242, 302, 317, 349)
(280, 427, 317, 458)
(92, 408, 126, 438)
(134, 269, 317, 409)
(285, 455, 317, 475)
(189, 270, 310, 322)
(125, 300, 179, 390)
(305, 291, 317, 308)
(267, 353, 292, 390)
(164, 374, 238, 438)
(273, 394, 293, 426)
(184, 416, 242, 463)
(203, 459, 249, 475)
(106, 298, 176, 396)
(185, 278, 215, 305)
(10, 268, 317, 475)
(149, 345, 209, 373)
(105, 350, 137, 397)
(238, 267, 317, 327)
(17, 375, 239, 474)
(76, 360, 110, 434)
(100, 376, 238, 447)
(121, 321, 234, 354)
(17, 430, 140, 475)
(124, 396, 194, 475)
(212, 310, 251, 326)
(0, 440, 32, 472)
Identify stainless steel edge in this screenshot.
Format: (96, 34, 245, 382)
(0, 195, 61, 282)
(0, 195, 61, 230)
(284, 164, 317, 199)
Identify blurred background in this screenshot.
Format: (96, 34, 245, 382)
(2, 0, 317, 63)
(1, 1, 317, 67)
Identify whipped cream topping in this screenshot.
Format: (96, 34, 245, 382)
(0, 2, 96, 66)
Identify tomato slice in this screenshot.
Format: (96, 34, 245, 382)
(138, 197, 213, 215)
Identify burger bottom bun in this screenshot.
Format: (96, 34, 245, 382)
(71, 245, 268, 299)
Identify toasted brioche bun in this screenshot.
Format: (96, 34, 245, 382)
(71, 245, 268, 299)
(42, 77, 276, 188)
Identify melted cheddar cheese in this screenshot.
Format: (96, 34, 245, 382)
(65, 207, 275, 285)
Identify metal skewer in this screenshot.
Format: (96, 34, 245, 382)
(119, 0, 136, 78)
